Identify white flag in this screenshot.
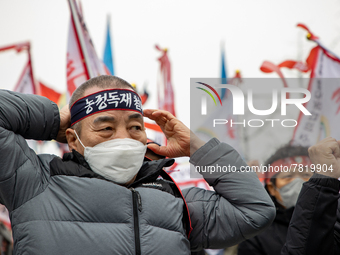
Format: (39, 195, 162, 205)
(292, 46, 340, 146)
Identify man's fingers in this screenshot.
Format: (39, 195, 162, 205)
(144, 109, 176, 127)
(147, 143, 167, 156)
(309, 137, 340, 161)
(322, 137, 340, 158)
(143, 109, 157, 117)
(331, 139, 340, 159)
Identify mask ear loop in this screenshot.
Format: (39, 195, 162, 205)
(74, 130, 86, 149)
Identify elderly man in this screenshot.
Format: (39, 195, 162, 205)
(0, 75, 275, 255)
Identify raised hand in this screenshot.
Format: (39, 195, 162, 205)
(143, 109, 204, 158)
(308, 137, 340, 179)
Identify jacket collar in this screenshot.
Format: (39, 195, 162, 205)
(50, 150, 175, 185)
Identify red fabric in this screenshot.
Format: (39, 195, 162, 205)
(297, 23, 319, 41)
(155, 45, 176, 116)
(39, 82, 62, 104)
(260, 61, 290, 98)
(306, 47, 320, 70)
(260, 61, 287, 85)
(140, 93, 148, 105)
(331, 88, 340, 114)
(144, 122, 162, 132)
(278, 60, 309, 72)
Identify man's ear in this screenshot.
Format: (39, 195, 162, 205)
(66, 128, 77, 151)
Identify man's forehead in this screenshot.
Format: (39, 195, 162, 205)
(84, 86, 134, 97)
(90, 110, 143, 123)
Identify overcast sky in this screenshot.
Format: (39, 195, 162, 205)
(1, 0, 340, 127)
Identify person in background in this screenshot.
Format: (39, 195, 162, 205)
(281, 137, 340, 254)
(238, 144, 313, 255)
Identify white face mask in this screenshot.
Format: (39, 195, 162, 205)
(278, 178, 305, 209)
(74, 131, 147, 184)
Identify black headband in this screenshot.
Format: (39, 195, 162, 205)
(70, 89, 143, 126)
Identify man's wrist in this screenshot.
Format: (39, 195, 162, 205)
(189, 131, 205, 157)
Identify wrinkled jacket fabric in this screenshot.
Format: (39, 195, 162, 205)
(281, 174, 340, 255)
(0, 90, 275, 255)
(238, 206, 294, 255)
(281, 173, 340, 255)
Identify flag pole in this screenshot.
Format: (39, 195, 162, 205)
(0, 42, 29, 53)
(26, 44, 38, 94)
(68, 0, 94, 78)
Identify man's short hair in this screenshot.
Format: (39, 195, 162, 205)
(69, 75, 135, 133)
(264, 143, 309, 167)
(69, 75, 135, 108)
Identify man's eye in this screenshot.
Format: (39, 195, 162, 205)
(131, 126, 141, 131)
(103, 127, 113, 131)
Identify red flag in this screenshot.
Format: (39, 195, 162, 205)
(155, 45, 176, 116)
(140, 87, 149, 105)
(39, 82, 62, 104)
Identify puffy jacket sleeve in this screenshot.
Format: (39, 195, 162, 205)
(281, 173, 340, 255)
(182, 138, 276, 251)
(0, 90, 60, 211)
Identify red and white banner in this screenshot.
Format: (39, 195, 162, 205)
(292, 46, 340, 146)
(155, 45, 176, 116)
(13, 60, 36, 94)
(66, 19, 88, 97)
(0, 42, 37, 95)
(67, 0, 108, 97)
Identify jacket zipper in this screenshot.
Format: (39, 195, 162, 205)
(131, 188, 142, 255)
